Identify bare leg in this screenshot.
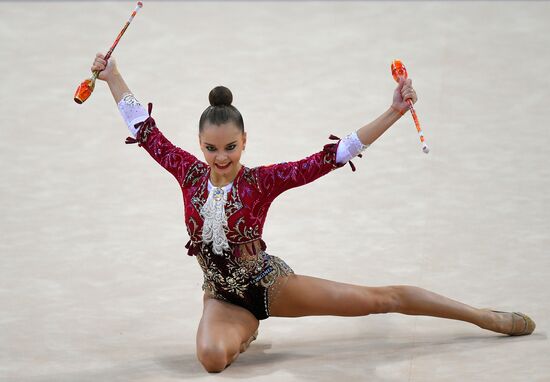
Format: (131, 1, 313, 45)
(269, 274, 521, 334)
(196, 293, 259, 373)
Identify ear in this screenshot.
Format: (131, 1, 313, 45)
(242, 131, 247, 149)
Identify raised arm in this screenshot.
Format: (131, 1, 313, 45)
(91, 53, 147, 137)
(254, 79, 419, 201)
(90, 53, 203, 187)
(336, 78, 419, 166)
(356, 78, 418, 146)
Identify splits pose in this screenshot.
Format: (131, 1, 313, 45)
(91, 53, 535, 373)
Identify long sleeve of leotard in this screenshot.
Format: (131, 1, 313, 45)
(253, 133, 367, 203)
(118, 93, 202, 187)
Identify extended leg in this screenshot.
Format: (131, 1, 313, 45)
(269, 274, 529, 335)
(196, 293, 259, 373)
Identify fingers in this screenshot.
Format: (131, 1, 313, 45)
(400, 78, 417, 103)
(91, 52, 108, 72)
(91, 61, 105, 72)
(397, 77, 406, 90)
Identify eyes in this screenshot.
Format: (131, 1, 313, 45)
(206, 144, 237, 152)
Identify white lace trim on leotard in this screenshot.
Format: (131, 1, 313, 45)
(200, 180, 233, 256)
(335, 131, 370, 164)
(117, 92, 148, 138)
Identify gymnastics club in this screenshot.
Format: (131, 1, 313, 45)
(391, 59, 430, 154)
(74, 1, 143, 104)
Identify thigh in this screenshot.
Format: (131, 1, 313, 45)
(269, 274, 397, 317)
(196, 293, 259, 357)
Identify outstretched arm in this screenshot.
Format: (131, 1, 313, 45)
(90, 53, 203, 187)
(356, 78, 418, 145)
(256, 79, 420, 201)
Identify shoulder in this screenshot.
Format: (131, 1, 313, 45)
(183, 161, 209, 187)
(238, 165, 266, 193)
(241, 165, 259, 184)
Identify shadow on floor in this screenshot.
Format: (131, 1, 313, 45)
(16, 330, 545, 381)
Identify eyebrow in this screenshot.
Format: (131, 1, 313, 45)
(204, 141, 238, 147)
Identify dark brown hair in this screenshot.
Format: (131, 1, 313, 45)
(199, 86, 244, 132)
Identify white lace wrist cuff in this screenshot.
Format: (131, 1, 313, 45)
(117, 92, 149, 138)
(336, 131, 369, 164)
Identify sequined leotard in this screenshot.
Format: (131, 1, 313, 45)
(121, 96, 367, 320)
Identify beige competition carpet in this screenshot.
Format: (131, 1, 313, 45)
(1, 1, 549, 381)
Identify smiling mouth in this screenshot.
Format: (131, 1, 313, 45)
(215, 162, 231, 170)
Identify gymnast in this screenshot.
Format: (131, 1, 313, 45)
(90, 52, 535, 373)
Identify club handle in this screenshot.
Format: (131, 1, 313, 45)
(406, 99, 429, 154)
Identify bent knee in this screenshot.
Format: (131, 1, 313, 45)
(197, 344, 234, 373)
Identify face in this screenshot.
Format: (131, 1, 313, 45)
(199, 121, 247, 181)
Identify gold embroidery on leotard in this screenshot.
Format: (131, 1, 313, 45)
(196, 240, 294, 317)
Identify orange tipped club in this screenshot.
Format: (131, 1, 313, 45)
(74, 1, 143, 104)
(74, 76, 97, 104)
(391, 59, 408, 83)
(390, 59, 429, 154)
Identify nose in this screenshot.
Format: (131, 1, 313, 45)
(216, 153, 228, 162)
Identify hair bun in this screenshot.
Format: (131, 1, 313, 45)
(209, 86, 233, 107)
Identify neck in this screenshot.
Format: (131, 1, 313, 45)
(210, 163, 242, 187)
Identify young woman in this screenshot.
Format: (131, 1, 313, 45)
(91, 53, 535, 373)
